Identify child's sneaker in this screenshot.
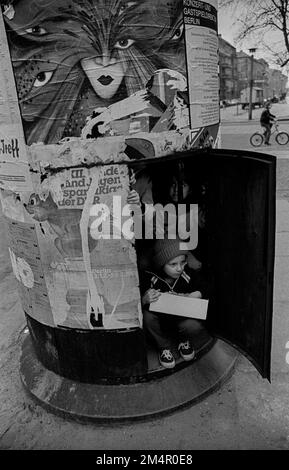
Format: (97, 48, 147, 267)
(178, 341, 195, 361)
(159, 349, 176, 369)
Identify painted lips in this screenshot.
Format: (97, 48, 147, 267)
(98, 75, 114, 86)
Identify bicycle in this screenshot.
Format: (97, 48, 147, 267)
(250, 120, 289, 147)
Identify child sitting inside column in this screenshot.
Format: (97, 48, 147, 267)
(141, 238, 208, 369)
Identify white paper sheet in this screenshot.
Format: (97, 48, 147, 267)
(149, 292, 208, 320)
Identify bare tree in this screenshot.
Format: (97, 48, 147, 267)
(219, 0, 289, 67)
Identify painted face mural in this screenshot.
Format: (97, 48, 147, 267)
(3, 0, 186, 144)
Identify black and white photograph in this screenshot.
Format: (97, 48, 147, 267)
(0, 0, 288, 455)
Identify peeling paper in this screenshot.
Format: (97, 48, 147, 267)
(0, 0, 221, 333)
(81, 90, 150, 138)
(3, 5, 15, 20)
(28, 137, 128, 172)
(104, 273, 125, 330)
(0, 189, 26, 221)
(80, 168, 105, 329)
(125, 130, 193, 159)
(4, 217, 55, 326)
(38, 172, 67, 205)
(27, 130, 197, 179)
(0, 124, 32, 192)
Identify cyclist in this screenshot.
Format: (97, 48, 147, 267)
(260, 102, 276, 145)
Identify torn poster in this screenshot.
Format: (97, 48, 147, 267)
(1, 0, 220, 148)
(0, 0, 220, 330)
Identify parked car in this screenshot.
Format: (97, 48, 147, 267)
(228, 99, 239, 105)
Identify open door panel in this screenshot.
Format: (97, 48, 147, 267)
(203, 150, 276, 379)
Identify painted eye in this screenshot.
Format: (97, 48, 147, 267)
(172, 23, 184, 40)
(25, 25, 47, 35)
(33, 71, 53, 88)
(115, 38, 135, 49)
(29, 196, 38, 206)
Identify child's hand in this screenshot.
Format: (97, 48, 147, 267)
(188, 291, 202, 299)
(127, 190, 140, 205)
(142, 289, 161, 305)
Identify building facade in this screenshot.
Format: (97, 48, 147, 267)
(268, 68, 288, 100)
(218, 36, 288, 102)
(236, 51, 270, 99)
(218, 35, 238, 101)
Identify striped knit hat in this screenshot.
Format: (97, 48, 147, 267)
(152, 238, 189, 271)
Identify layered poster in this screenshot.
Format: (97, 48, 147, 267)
(0, 1, 220, 330)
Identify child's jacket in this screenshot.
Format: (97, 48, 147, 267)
(140, 266, 209, 305)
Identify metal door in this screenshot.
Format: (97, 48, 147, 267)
(204, 149, 276, 379)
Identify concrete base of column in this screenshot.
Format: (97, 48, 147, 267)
(19, 335, 238, 423)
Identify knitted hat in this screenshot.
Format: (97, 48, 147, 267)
(152, 238, 189, 271)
